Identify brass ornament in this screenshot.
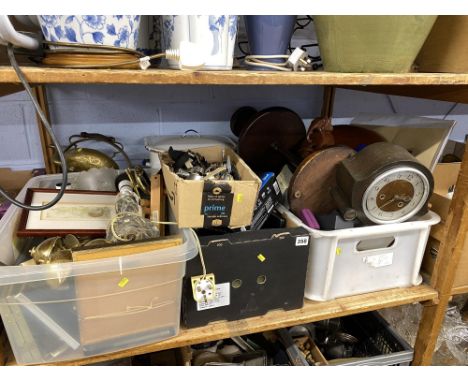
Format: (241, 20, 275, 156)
(53, 132, 132, 172)
(62, 147, 119, 172)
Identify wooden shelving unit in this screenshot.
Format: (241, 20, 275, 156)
(0, 66, 467, 366)
(2, 66, 468, 86)
(4, 285, 437, 366)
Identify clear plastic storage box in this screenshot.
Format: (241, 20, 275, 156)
(0, 175, 198, 365)
(279, 206, 440, 301)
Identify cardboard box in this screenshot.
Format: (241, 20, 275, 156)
(416, 16, 468, 73)
(0, 168, 36, 219)
(161, 146, 261, 228)
(422, 162, 468, 290)
(0, 168, 35, 196)
(430, 163, 460, 222)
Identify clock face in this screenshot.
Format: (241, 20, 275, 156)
(362, 167, 430, 224)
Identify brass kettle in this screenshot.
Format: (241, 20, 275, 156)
(53, 132, 132, 172)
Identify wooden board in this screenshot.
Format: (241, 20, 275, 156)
(4, 67, 468, 86)
(451, 284, 468, 296)
(32, 86, 60, 174)
(150, 174, 165, 236)
(5, 284, 437, 366)
(342, 85, 468, 104)
(413, 142, 468, 365)
(71, 236, 183, 262)
(288, 146, 355, 216)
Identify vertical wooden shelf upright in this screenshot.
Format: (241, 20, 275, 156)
(0, 67, 467, 366)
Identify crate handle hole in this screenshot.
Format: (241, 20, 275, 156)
(356, 237, 395, 252)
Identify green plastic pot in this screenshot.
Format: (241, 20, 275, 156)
(314, 16, 438, 73)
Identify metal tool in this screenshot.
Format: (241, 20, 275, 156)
(168, 147, 239, 181)
(277, 328, 310, 366)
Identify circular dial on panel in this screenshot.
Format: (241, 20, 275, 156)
(362, 167, 431, 224)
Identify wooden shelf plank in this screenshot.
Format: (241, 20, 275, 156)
(451, 284, 468, 295)
(342, 85, 468, 104)
(5, 284, 437, 366)
(3, 67, 468, 86)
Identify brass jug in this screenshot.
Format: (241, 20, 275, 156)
(53, 132, 132, 172)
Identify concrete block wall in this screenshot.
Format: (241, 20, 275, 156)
(0, 85, 467, 170)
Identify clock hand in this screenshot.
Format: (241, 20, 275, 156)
(371, 195, 411, 211)
(372, 194, 412, 211)
(395, 195, 412, 203)
(372, 196, 395, 211)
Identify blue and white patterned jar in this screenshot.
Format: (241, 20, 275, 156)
(38, 15, 141, 49)
(161, 15, 238, 70)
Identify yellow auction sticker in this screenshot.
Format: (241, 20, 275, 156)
(118, 277, 129, 288)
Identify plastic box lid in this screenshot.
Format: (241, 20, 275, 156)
(0, 174, 198, 286)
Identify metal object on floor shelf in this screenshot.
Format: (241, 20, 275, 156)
(289, 324, 316, 340)
(327, 312, 414, 366)
(281, 311, 414, 366)
(277, 328, 311, 366)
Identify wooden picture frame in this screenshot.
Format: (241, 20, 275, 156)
(17, 188, 118, 237)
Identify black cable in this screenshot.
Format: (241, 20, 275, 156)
(235, 40, 250, 60)
(287, 16, 322, 69)
(3, 43, 68, 211)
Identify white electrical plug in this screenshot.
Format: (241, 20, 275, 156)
(286, 47, 312, 72)
(165, 41, 206, 70)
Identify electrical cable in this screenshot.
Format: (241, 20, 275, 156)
(236, 40, 250, 59)
(287, 16, 322, 68)
(287, 16, 314, 54)
(38, 40, 203, 70)
(244, 54, 292, 71)
(141, 219, 208, 278)
(238, 15, 322, 70)
(3, 43, 68, 211)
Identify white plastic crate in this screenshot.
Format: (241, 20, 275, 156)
(0, 174, 198, 365)
(278, 205, 440, 301)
